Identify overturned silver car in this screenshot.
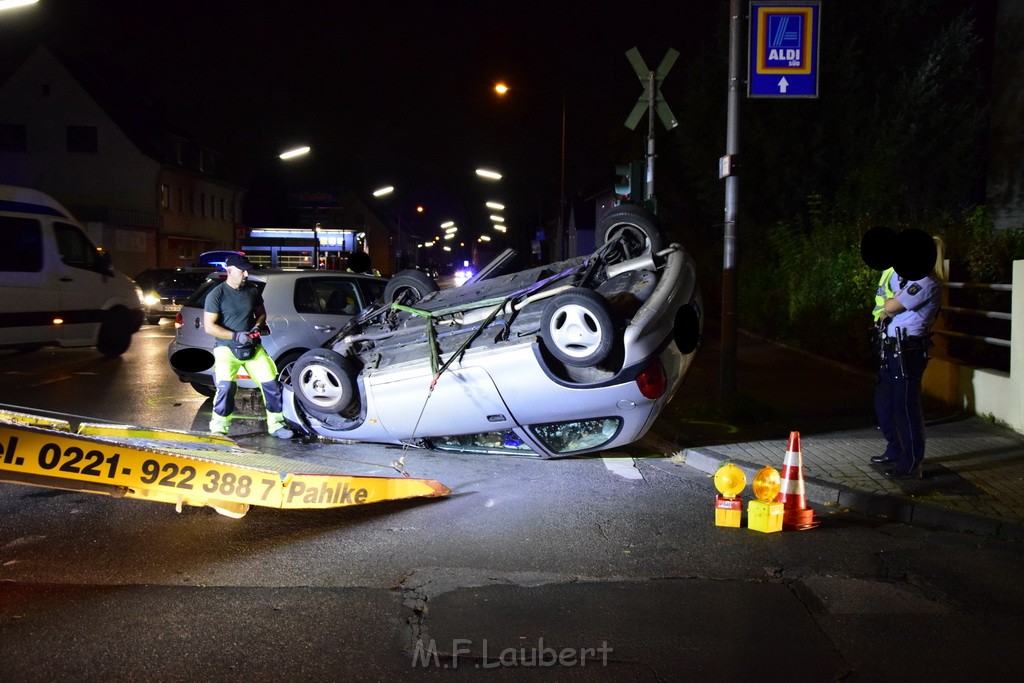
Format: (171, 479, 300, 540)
(282, 205, 702, 458)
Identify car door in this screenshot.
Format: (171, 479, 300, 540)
(287, 276, 364, 347)
(0, 215, 59, 347)
(51, 221, 115, 345)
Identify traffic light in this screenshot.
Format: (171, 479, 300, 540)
(614, 161, 644, 202)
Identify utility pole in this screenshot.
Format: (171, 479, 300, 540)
(720, 0, 743, 402)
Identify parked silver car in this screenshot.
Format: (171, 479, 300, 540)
(168, 270, 387, 396)
(282, 205, 703, 458)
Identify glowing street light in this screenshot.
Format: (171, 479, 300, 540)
(485, 201, 505, 211)
(0, 0, 39, 10)
(279, 145, 310, 160)
(475, 168, 502, 181)
(372, 185, 394, 197)
(493, 225, 507, 233)
(440, 221, 455, 229)
(490, 215, 505, 223)
(494, 82, 509, 95)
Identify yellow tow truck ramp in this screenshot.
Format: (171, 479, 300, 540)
(0, 408, 449, 518)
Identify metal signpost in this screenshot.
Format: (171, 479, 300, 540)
(719, 1, 821, 401)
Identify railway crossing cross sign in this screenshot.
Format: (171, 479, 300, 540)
(624, 47, 679, 131)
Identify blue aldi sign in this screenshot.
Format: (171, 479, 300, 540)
(748, 1, 821, 98)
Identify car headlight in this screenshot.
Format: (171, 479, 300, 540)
(530, 417, 622, 454)
(142, 292, 161, 306)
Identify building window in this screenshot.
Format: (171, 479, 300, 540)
(220, 197, 225, 220)
(190, 191, 195, 214)
(159, 184, 170, 209)
(67, 125, 98, 153)
(0, 124, 28, 152)
(177, 187, 183, 212)
(200, 193, 206, 217)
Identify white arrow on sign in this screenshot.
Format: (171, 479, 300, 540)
(778, 77, 789, 94)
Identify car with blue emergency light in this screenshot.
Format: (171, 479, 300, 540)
(282, 205, 703, 458)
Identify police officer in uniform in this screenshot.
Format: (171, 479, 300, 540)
(204, 253, 293, 439)
(869, 229, 941, 479)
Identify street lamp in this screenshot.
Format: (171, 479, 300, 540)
(278, 145, 310, 160)
(475, 168, 503, 181)
(0, 0, 38, 10)
(493, 81, 567, 258)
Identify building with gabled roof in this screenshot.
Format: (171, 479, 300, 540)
(0, 45, 244, 277)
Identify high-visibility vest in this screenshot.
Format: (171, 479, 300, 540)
(873, 267, 895, 322)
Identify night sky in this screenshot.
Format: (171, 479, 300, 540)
(0, 0, 719, 236)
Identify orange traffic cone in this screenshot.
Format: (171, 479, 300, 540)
(776, 431, 819, 530)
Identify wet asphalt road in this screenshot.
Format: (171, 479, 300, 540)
(0, 325, 1022, 679)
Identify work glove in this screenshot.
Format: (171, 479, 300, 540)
(233, 330, 255, 345)
(248, 325, 262, 339)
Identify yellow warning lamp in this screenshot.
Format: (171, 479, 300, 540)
(713, 463, 746, 498)
(713, 464, 745, 528)
(748, 465, 784, 533)
(752, 465, 781, 502)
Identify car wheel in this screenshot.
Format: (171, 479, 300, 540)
(539, 288, 615, 367)
(384, 269, 439, 306)
(97, 307, 136, 357)
(274, 349, 305, 383)
(147, 315, 161, 325)
(293, 349, 359, 416)
(190, 381, 216, 398)
(599, 204, 664, 262)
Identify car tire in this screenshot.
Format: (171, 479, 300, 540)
(384, 270, 439, 306)
(598, 204, 664, 262)
(275, 349, 305, 375)
(190, 382, 216, 398)
(293, 349, 359, 416)
(147, 315, 161, 325)
(97, 307, 136, 357)
(539, 288, 616, 367)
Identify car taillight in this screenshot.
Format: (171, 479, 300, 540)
(174, 312, 183, 330)
(635, 358, 666, 399)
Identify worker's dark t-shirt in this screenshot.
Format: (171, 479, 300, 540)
(205, 281, 261, 348)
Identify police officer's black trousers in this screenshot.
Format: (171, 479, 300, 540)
(874, 345, 929, 474)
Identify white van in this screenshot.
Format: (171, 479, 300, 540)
(0, 185, 143, 356)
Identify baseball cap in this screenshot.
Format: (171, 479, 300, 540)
(223, 253, 255, 271)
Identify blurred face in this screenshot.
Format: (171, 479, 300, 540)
(225, 265, 247, 288)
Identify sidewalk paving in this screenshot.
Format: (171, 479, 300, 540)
(648, 327, 1024, 541)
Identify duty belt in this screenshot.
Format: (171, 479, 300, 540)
(883, 335, 927, 350)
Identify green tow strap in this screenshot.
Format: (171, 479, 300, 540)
(391, 300, 507, 387)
